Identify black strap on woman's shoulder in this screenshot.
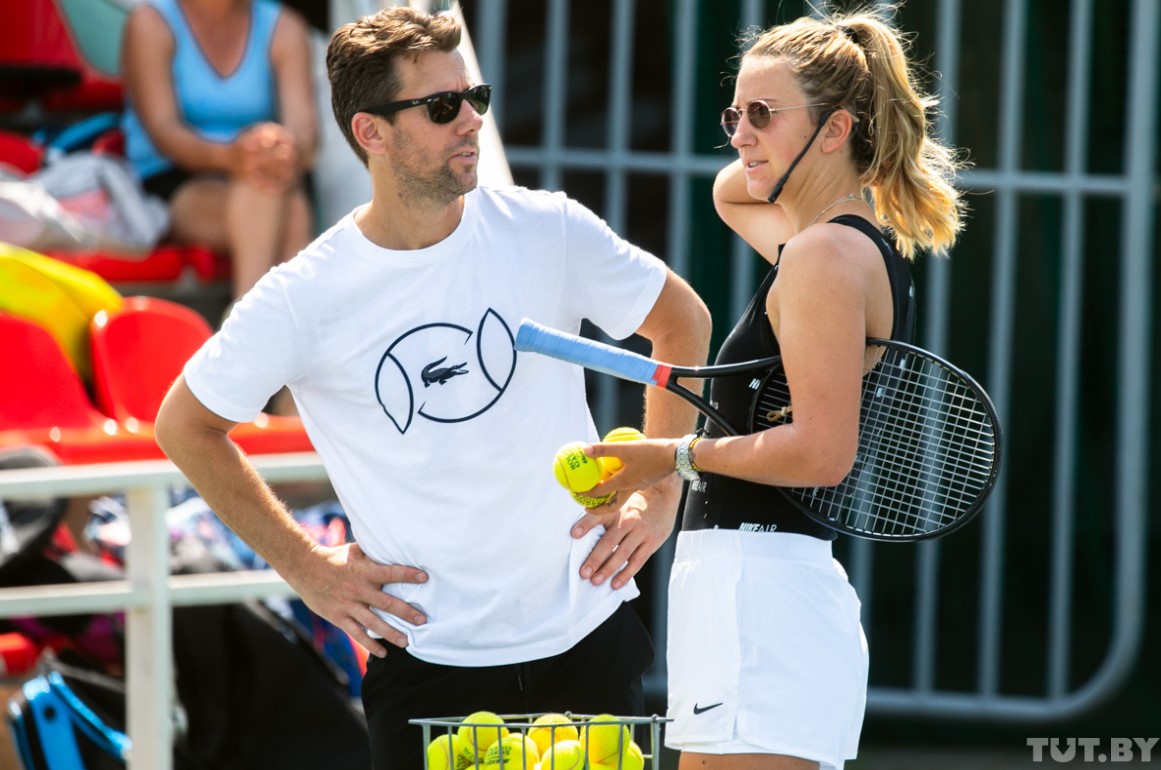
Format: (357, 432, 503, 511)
(828, 214, 916, 343)
(829, 213, 893, 258)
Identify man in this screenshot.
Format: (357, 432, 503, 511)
(155, 6, 710, 768)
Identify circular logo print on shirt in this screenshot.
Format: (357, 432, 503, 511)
(374, 309, 516, 433)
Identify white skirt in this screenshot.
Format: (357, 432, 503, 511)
(664, 529, 868, 770)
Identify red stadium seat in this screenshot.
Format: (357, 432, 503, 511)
(89, 297, 313, 454)
(0, 313, 161, 464)
(0, 131, 45, 175)
(0, 0, 122, 114)
(183, 244, 233, 283)
(90, 126, 125, 157)
(90, 296, 212, 423)
(48, 245, 189, 284)
(229, 413, 315, 456)
(0, 0, 82, 103)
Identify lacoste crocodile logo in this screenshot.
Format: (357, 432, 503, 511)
(421, 357, 468, 387)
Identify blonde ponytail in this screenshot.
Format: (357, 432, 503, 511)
(743, 7, 968, 258)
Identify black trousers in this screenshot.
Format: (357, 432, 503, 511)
(361, 602, 654, 770)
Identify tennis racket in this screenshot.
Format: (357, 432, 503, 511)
(515, 318, 1001, 542)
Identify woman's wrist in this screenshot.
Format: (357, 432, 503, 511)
(674, 434, 703, 482)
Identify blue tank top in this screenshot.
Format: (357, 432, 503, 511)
(122, 0, 281, 180)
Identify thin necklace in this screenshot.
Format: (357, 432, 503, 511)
(807, 193, 860, 227)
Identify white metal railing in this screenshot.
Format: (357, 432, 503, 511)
(0, 453, 325, 770)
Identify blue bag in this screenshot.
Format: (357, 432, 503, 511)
(8, 660, 130, 770)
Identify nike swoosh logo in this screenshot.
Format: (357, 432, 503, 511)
(692, 702, 723, 715)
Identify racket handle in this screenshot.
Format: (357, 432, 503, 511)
(515, 319, 665, 386)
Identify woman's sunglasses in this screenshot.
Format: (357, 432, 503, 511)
(363, 84, 492, 124)
(720, 101, 829, 137)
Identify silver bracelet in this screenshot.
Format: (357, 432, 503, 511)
(674, 434, 702, 482)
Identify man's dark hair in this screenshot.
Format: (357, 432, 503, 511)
(326, 7, 462, 165)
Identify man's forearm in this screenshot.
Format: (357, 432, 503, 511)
(643, 361, 707, 440)
(641, 282, 712, 440)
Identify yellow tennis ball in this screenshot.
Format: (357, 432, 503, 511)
(527, 713, 579, 756)
(580, 714, 632, 765)
(622, 740, 645, 770)
(426, 733, 473, 770)
(482, 733, 536, 769)
(536, 739, 586, 770)
(518, 734, 542, 763)
(569, 489, 614, 509)
(457, 711, 509, 757)
(587, 740, 644, 770)
(598, 426, 646, 478)
(603, 426, 646, 442)
(553, 441, 603, 493)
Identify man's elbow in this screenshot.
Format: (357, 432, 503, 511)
(640, 272, 713, 365)
(690, 300, 712, 353)
(153, 379, 225, 462)
(153, 392, 185, 461)
(671, 296, 712, 364)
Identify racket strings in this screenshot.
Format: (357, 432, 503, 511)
(753, 347, 999, 539)
(829, 354, 996, 532)
(860, 369, 995, 487)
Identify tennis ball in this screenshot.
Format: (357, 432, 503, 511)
(518, 734, 542, 762)
(426, 733, 474, 770)
(536, 739, 586, 770)
(527, 713, 579, 756)
(553, 441, 603, 493)
(598, 426, 646, 477)
(569, 490, 614, 509)
(589, 743, 645, 770)
(457, 711, 509, 757)
(482, 734, 536, 769)
(588, 740, 644, 770)
(622, 740, 645, 770)
(581, 714, 632, 765)
(603, 426, 647, 442)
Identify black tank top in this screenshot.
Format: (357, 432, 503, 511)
(681, 215, 916, 538)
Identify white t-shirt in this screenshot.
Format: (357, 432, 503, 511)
(183, 186, 668, 666)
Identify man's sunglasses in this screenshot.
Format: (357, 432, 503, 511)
(720, 100, 829, 137)
(362, 84, 492, 125)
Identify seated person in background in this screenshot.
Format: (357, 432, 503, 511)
(120, 0, 319, 304)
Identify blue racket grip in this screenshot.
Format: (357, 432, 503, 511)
(515, 319, 663, 386)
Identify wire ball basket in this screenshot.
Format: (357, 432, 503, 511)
(410, 711, 671, 769)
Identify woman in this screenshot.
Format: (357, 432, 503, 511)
(581, 9, 965, 770)
(120, 0, 318, 303)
